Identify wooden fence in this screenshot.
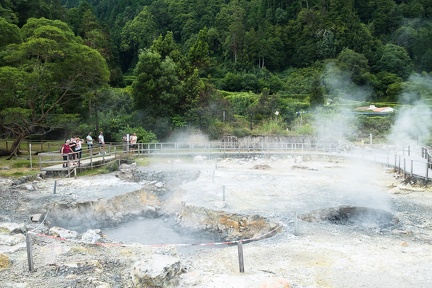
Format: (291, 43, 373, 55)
(7, 139, 432, 182)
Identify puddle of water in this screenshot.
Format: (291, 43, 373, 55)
(103, 217, 224, 252)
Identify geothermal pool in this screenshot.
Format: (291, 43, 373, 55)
(102, 217, 222, 249)
(49, 156, 397, 244)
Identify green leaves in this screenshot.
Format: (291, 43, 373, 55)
(373, 44, 413, 80)
(132, 49, 180, 137)
(0, 18, 109, 146)
(0, 17, 21, 48)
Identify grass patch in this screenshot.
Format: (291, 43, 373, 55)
(76, 166, 111, 177)
(134, 157, 151, 166)
(0, 156, 41, 178)
(254, 118, 289, 135)
(0, 140, 63, 153)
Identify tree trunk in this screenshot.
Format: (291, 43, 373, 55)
(7, 135, 25, 159)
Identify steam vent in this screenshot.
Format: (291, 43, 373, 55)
(2, 150, 432, 287)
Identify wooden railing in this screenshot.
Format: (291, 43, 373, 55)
(37, 144, 117, 170)
(33, 140, 432, 182)
(128, 141, 340, 156)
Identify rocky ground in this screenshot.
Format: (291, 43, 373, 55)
(1, 154, 432, 288)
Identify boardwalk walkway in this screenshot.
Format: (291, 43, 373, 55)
(348, 145, 432, 181)
(39, 150, 117, 173)
(37, 142, 432, 181)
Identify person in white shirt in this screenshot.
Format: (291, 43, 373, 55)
(130, 133, 137, 153)
(98, 131, 105, 154)
(75, 137, 82, 161)
(86, 132, 93, 150)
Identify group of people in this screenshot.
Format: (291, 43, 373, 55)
(85, 131, 105, 151)
(60, 136, 83, 168)
(122, 133, 138, 153)
(60, 131, 105, 168)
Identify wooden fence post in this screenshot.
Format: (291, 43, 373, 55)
(237, 241, 244, 273)
(26, 233, 34, 272)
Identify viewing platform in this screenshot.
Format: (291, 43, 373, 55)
(38, 147, 118, 173)
(36, 141, 432, 182)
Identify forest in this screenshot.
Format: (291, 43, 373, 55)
(1, 0, 432, 155)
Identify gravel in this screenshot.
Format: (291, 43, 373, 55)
(1, 155, 432, 287)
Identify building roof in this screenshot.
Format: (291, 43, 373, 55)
(354, 105, 394, 114)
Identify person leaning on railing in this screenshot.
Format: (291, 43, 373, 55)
(60, 139, 72, 168)
(75, 137, 82, 163)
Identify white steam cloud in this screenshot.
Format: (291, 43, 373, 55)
(166, 127, 210, 143)
(314, 63, 372, 142)
(387, 74, 432, 146)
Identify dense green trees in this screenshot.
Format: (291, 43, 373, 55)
(132, 49, 181, 137)
(0, 18, 109, 155)
(2, 0, 432, 146)
(0, 17, 21, 47)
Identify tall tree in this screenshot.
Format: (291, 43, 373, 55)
(309, 74, 325, 107)
(372, 43, 413, 80)
(0, 0, 18, 23)
(0, 17, 22, 48)
(216, 0, 246, 63)
(285, 8, 325, 67)
(336, 48, 370, 85)
(188, 28, 211, 71)
(0, 18, 109, 156)
(120, 6, 157, 71)
(14, 0, 66, 26)
(132, 49, 180, 138)
(369, 0, 401, 41)
(66, 4, 123, 86)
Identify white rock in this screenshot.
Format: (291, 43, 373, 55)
(193, 155, 207, 162)
(81, 229, 102, 243)
(154, 182, 164, 188)
(30, 214, 44, 222)
(25, 184, 35, 191)
(49, 227, 78, 239)
(0, 234, 25, 246)
(131, 254, 182, 287)
(0, 222, 25, 234)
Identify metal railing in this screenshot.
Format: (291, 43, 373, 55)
(372, 145, 432, 181)
(127, 141, 340, 156)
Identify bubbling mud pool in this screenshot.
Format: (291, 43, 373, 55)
(102, 217, 225, 252)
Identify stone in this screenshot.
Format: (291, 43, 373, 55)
(154, 182, 164, 188)
(0, 234, 25, 247)
(193, 155, 207, 162)
(30, 214, 44, 222)
(131, 254, 183, 287)
(116, 163, 139, 182)
(81, 229, 102, 244)
(2, 283, 29, 288)
(49, 227, 78, 239)
(25, 184, 35, 191)
(0, 222, 25, 234)
(0, 253, 11, 269)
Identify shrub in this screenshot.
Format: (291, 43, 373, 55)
(254, 118, 288, 135)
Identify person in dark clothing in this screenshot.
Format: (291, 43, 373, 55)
(60, 140, 72, 168)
